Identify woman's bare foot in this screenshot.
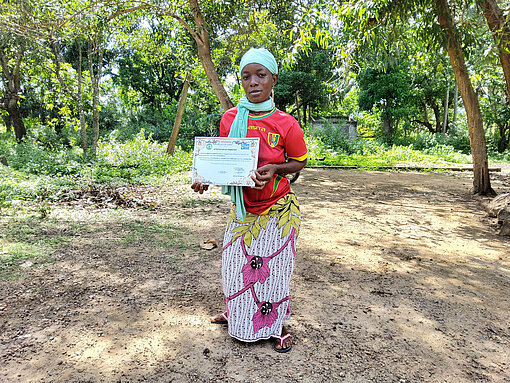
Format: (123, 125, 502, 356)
(273, 326, 293, 352)
(210, 312, 228, 324)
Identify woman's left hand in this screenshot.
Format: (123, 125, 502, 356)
(251, 164, 276, 190)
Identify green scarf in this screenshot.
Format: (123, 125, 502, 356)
(222, 96, 274, 221)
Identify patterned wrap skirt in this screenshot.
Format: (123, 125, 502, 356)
(221, 191, 301, 342)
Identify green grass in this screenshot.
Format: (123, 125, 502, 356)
(118, 220, 190, 271)
(0, 217, 76, 279)
(305, 135, 473, 168)
(119, 221, 186, 249)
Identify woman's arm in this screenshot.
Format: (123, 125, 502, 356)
(251, 159, 307, 189)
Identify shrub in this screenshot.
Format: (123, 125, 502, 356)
(94, 129, 192, 183)
(5, 140, 84, 176)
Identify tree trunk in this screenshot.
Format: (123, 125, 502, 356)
(437, 0, 494, 195)
(481, 0, 510, 101)
(413, 103, 434, 132)
(189, 0, 234, 111)
(382, 117, 392, 136)
(453, 82, 458, 127)
(422, 103, 432, 132)
(76, 39, 88, 154)
(427, 98, 442, 133)
(88, 38, 104, 157)
(167, 72, 191, 155)
(0, 46, 25, 141)
(497, 122, 510, 152)
(7, 105, 26, 141)
(295, 92, 301, 126)
(443, 86, 449, 133)
(1, 114, 12, 132)
(196, 47, 234, 111)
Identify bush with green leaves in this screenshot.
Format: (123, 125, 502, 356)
(489, 149, 510, 162)
(402, 130, 471, 154)
(4, 139, 84, 176)
(305, 133, 472, 167)
(93, 129, 192, 183)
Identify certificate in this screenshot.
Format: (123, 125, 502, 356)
(192, 137, 260, 186)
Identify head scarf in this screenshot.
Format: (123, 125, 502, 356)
(239, 48, 278, 77)
(222, 48, 279, 221)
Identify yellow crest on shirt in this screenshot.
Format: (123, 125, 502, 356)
(268, 132, 280, 148)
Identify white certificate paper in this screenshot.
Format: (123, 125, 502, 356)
(192, 137, 260, 186)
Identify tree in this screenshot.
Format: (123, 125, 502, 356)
(108, 0, 234, 110)
(479, 0, 510, 101)
(435, 0, 494, 195)
(113, 18, 185, 112)
(0, 35, 26, 141)
(0, 0, 60, 141)
(51, 38, 89, 153)
(479, 69, 510, 152)
(335, 0, 494, 195)
(274, 47, 333, 124)
(357, 64, 416, 137)
(410, 56, 454, 134)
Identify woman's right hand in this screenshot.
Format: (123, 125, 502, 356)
(191, 182, 209, 194)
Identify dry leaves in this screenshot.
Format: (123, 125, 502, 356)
(200, 239, 218, 250)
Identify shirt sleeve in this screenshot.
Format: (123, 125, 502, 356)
(220, 108, 237, 137)
(284, 121, 308, 161)
(220, 115, 230, 137)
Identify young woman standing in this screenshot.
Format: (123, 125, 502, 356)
(192, 48, 307, 352)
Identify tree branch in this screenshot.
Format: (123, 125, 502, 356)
(108, 5, 148, 20)
(50, 42, 79, 101)
(188, 0, 208, 46)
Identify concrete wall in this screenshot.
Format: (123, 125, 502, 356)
(310, 117, 358, 141)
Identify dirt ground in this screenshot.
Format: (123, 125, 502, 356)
(1, 168, 510, 383)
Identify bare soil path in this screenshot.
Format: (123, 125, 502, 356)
(1, 169, 509, 382)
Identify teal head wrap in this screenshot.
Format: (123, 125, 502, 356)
(238, 48, 278, 76)
(222, 48, 279, 221)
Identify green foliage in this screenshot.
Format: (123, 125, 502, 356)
(275, 45, 334, 113)
(403, 130, 471, 154)
(92, 129, 192, 183)
(357, 64, 417, 134)
(476, 68, 510, 153)
(115, 51, 183, 111)
(335, 88, 381, 137)
(489, 149, 510, 162)
(0, 130, 193, 208)
(5, 139, 84, 176)
(304, 133, 472, 168)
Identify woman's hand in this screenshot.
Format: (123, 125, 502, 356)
(251, 164, 276, 190)
(191, 182, 209, 194)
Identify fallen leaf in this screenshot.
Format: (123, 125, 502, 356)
(200, 239, 218, 250)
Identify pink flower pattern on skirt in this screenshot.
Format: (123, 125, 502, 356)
(252, 302, 279, 333)
(241, 255, 271, 285)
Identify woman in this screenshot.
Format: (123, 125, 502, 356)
(192, 48, 307, 352)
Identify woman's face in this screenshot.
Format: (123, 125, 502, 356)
(241, 63, 278, 103)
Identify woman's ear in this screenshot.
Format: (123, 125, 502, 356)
(272, 74, 278, 87)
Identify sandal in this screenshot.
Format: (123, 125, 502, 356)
(272, 333, 292, 353)
(210, 311, 228, 324)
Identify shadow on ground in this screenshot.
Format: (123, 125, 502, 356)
(1, 169, 509, 382)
